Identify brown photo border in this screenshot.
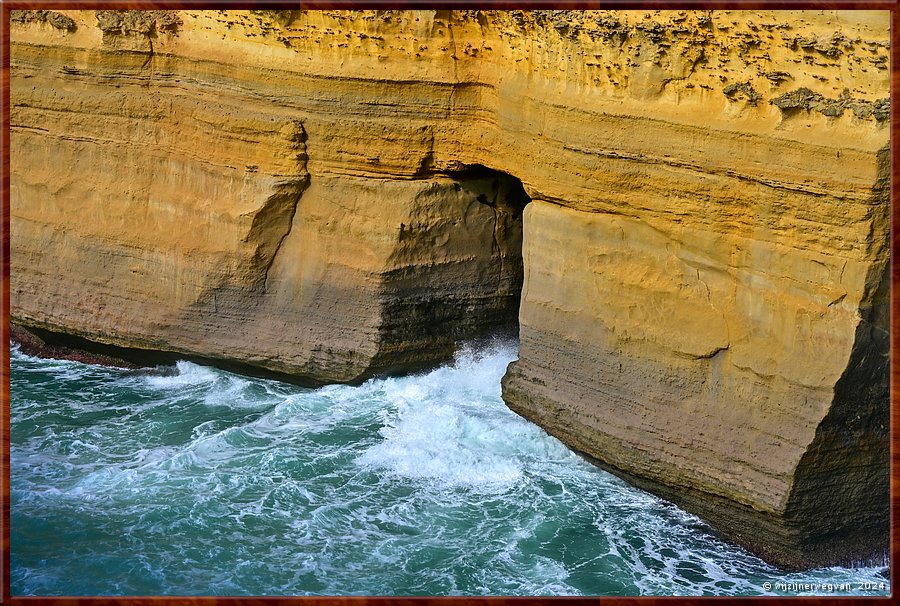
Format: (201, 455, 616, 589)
(0, 0, 896, 604)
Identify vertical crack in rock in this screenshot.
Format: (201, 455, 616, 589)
(142, 35, 154, 71)
(246, 121, 310, 293)
(259, 180, 306, 293)
(491, 204, 503, 295)
(478, 178, 505, 296)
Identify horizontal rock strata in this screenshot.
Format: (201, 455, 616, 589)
(9, 9, 890, 568)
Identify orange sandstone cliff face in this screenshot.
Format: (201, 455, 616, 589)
(9, 9, 889, 569)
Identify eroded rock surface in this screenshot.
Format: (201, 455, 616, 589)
(9, 9, 889, 568)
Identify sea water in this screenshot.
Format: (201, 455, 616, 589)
(9, 342, 890, 596)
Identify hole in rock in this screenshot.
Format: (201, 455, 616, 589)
(373, 164, 531, 373)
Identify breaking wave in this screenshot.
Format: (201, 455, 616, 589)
(9, 342, 890, 596)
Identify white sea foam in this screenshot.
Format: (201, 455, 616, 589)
(140, 360, 221, 389)
(356, 342, 568, 491)
(10, 340, 891, 597)
(10, 344, 112, 383)
(134, 360, 286, 411)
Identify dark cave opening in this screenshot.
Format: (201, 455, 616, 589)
(444, 162, 531, 338)
(371, 164, 531, 375)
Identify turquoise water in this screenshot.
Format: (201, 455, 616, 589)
(10, 342, 890, 596)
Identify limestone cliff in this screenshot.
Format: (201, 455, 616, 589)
(8, 9, 890, 569)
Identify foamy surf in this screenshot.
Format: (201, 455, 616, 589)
(357, 343, 574, 491)
(9, 343, 890, 597)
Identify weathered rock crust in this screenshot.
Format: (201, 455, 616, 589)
(9, 10, 889, 569)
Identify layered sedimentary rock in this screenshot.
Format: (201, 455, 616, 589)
(8, 9, 890, 568)
(9, 10, 528, 382)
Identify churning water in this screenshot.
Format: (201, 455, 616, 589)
(9, 342, 890, 596)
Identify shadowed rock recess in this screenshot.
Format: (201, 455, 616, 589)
(9, 9, 889, 569)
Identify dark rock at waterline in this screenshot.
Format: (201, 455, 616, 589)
(11, 324, 149, 369)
